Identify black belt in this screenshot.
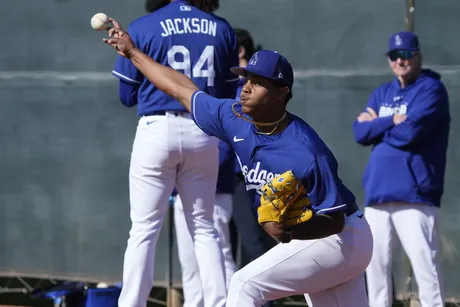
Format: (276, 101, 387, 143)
(143, 111, 188, 117)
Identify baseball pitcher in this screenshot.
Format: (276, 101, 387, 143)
(110, 1, 239, 306)
(104, 20, 373, 306)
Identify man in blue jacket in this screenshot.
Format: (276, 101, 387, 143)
(353, 31, 450, 307)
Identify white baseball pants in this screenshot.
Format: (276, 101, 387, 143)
(365, 203, 444, 307)
(225, 211, 373, 307)
(118, 113, 227, 307)
(174, 193, 236, 307)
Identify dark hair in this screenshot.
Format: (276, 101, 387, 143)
(145, 0, 219, 13)
(145, 0, 170, 13)
(187, 0, 220, 13)
(234, 28, 262, 61)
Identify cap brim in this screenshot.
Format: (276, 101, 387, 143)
(230, 66, 294, 100)
(386, 47, 420, 54)
(230, 66, 279, 82)
(230, 66, 250, 77)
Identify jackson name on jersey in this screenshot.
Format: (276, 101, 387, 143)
(160, 18, 218, 37)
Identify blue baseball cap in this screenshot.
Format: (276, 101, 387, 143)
(387, 31, 420, 54)
(230, 50, 294, 90)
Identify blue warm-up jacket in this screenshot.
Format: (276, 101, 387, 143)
(353, 69, 450, 207)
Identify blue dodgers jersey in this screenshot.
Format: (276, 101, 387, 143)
(191, 90, 357, 213)
(353, 69, 450, 207)
(112, 0, 239, 116)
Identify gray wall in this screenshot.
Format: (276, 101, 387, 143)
(1, 0, 459, 300)
(1, 0, 406, 72)
(0, 75, 182, 285)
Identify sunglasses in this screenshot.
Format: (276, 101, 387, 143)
(387, 50, 418, 62)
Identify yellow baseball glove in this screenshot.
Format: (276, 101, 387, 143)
(257, 170, 314, 227)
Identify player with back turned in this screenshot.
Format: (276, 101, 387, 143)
(104, 19, 374, 306)
(110, 1, 239, 306)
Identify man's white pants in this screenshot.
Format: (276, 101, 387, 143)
(118, 113, 227, 307)
(365, 203, 444, 307)
(174, 193, 236, 307)
(225, 211, 373, 307)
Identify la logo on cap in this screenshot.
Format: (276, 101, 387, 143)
(249, 52, 259, 66)
(395, 35, 402, 46)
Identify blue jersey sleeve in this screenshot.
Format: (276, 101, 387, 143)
(352, 89, 394, 146)
(112, 23, 143, 85)
(191, 90, 233, 142)
(119, 80, 138, 108)
(303, 155, 354, 214)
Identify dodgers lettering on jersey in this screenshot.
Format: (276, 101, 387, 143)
(112, 0, 239, 116)
(191, 90, 357, 213)
(238, 161, 281, 191)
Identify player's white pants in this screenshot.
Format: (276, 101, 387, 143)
(174, 193, 236, 307)
(365, 203, 444, 307)
(118, 113, 227, 307)
(225, 211, 373, 307)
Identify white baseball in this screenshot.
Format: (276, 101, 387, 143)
(91, 13, 111, 31)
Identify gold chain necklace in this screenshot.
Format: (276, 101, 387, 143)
(254, 121, 282, 135)
(231, 102, 287, 131)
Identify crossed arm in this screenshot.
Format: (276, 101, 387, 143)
(354, 93, 445, 148)
(353, 107, 407, 146)
(353, 81, 447, 148)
